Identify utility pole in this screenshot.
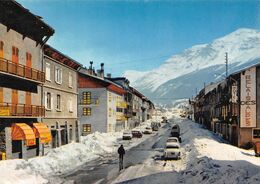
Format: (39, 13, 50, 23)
(225, 52, 228, 77)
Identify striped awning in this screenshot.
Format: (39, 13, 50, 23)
(33, 122, 52, 144)
(11, 123, 36, 146)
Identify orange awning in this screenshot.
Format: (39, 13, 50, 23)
(12, 123, 36, 146)
(33, 122, 52, 144)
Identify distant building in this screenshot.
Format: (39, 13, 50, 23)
(78, 64, 126, 135)
(43, 45, 82, 148)
(106, 77, 133, 129)
(130, 87, 143, 127)
(0, 0, 54, 159)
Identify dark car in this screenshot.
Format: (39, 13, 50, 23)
(132, 130, 143, 138)
(152, 125, 159, 131)
(171, 124, 180, 137)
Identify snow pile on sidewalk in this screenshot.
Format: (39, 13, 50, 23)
(113, 113, 260, 184)
(0, 131, 122, 184)
(0, 159, 47, 184)
(29, 132, 122, 176)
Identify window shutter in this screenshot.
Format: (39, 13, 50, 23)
(54, 66, 57, 83)
(44, 92, 47, 108)
(51, 93, 53, 110)
(60, 68, 63, 84)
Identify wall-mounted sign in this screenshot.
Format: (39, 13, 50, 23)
(240, 67, 256, 128)
(231, 85, 238, 103)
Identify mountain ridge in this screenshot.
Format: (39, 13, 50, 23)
(123, 28, 260, 105)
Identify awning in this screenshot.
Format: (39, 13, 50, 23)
(11, 123, 36, 146)
(33, 122, 52, 144)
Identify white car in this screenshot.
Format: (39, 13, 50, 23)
(166, 137, 180, 144)
(164, 142, 181, 160)
(122, 131, 133, 140)
(143, 127, 153, 134)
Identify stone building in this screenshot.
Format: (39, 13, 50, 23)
(43, 45, 82, 148)
(0, 0, 54, 159)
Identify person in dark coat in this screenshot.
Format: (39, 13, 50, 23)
(118, 144, 125, 171)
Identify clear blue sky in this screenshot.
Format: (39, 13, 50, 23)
(18, 0, 260, 76)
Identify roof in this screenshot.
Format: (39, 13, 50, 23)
(230, 62, 260, 76)
(130, 86, 144, 99)
(0, 0, 54, 44)
(44, 45, 82, 70)
(78, 70, 126, 95)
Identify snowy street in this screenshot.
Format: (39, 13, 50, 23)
(64, 122, 172, 184)
(58, 113, 260, 184)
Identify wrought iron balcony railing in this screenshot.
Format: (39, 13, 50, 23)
(0, 103, 45, 117)
(0, 57, 45, 83)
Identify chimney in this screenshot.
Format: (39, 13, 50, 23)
(89, 61, 93, 75)
(100, 63, 104, 78)
(107, 73, 111, 78)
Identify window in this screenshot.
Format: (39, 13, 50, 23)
(45, 92, 52, 110)
(68, 98, 73, 112)
(95, 99, 99, 105)
(83, 92, 91, 105)
(56, 94, 61, 111)
(109, 93, 112, 102)
(109, 108, 112, 117)
(46, 62, 51, 81)
(69, 72, 73, 88)
(55, 66, 62, 84)
(253, 129, 260, 139)
(83, 107, 91, 116)
(82, 124, 91, 133)
(12, 46, 19, 63)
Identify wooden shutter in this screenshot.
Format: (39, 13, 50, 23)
(12, 90, 18, 104)
(25, 92, 31, 106)
(0, 87, 3, 103)
(0, 41, 4, 58)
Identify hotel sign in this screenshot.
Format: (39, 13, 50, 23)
(231, 85, 238, 103)
(240, 67, 256, 128)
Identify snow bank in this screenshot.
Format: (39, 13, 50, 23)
(0, 131, 122, 184)
(0, 160, 47, 184)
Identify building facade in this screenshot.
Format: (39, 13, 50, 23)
(78, 67, 126, 135)
(0, 0, 54, 159)
(193, 64, 260, 147)
(43, 45, 81, 148)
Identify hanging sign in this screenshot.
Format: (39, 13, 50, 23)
(231, 85, 238, 103)
(240, 67, 256, 128)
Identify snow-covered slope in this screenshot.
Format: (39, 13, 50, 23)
(123, 28, 260, 104)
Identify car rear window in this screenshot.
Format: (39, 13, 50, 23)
(167, 139, 177, 142)
(166, 145, 179, 149)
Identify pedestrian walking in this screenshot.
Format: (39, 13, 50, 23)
(118, 144, 125, 171)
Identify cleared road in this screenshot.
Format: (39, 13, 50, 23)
(64, 123, 172, 184)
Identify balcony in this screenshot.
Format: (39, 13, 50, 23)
(0, 57, 45, 83)
(116, 113, 127, 121)
(0, 103, 45, 117)
(116, 101, 127, 108)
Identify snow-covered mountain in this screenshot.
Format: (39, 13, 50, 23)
(123, 28, 260, 105)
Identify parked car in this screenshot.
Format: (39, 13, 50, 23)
(151, 122, 160, 131)
(131, 130, 143, 138)
(143, 127, 153, 134)
(164, 142, 181, 160)
(122, 131, 133, 140)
